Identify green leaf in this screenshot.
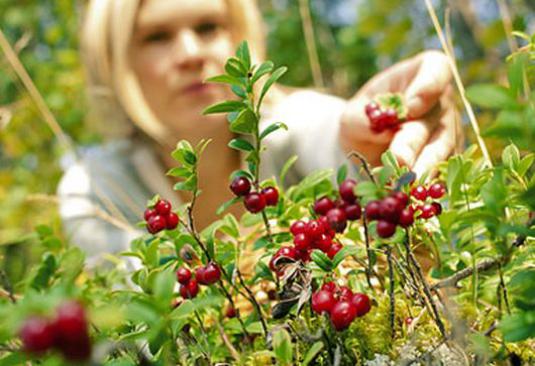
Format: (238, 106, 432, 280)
(154, 270, 175, 306)
(145, 239, 160, 268)
(251, 61, 274, 83)
(293, 169, 333, 198)
(332, 245, 360, 268)
(258, 66, 287, 109)
(259, 122, 288, 140)
(336, 164, 348, 185)
(231, 84, 247, 98)
(499, 313, 535, 342)
(355, 181, 378, 199)
(481, 168, 506, 219)
(502, 144, 520, 171)
(203, 100, 244, 115)
(225, 58, 245, 77)
(518, 154, 535, 177)
(230, 108, 257, 134)
(302, 341, 324, 365)
(466, 84, 518, 109)
(167, 167, 191, 178)
(311, 250, 333, 272)
(30, 253, 57, 290)
(280, 155, 298, 187)
(272, 328, 293, 365)
(381, 150, 400, 173)
(173, 175, 197, 192)
(235, 41, 251, 70)
(507, 53, 528, 97)
(205, 74, 243, 87)
(228, 138, 254, 152)
(216, 196, 241, 215)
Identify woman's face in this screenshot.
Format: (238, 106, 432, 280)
(130, 0, 234, 136)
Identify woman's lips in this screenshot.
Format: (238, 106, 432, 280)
(181, 82, 215, 96)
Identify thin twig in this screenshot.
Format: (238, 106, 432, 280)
(0, 270, 16, 304)
(236, 269, 269, 337)
(216, 321, 241, 361)
(347, 151, 377, 184)
(386, 247, 396, 339)
(298, 0, 324, 88)
(361, 216, 374, 290)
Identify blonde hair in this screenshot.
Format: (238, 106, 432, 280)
(81, 0, 266, 144)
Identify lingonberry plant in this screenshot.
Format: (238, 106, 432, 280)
(0, 39, 534, 365)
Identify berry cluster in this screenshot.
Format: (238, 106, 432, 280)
(19, 301, 91, 362)
(176, 263, 221, 299)
(311, 281, 371, 331)
(313, 179, 362, 233)
(365, 101, 403, 134)
(365, 191, 413, 238)
(144, 199, 179, 234)
(230, 176, 279, 213)
(410, 183, 446, 219)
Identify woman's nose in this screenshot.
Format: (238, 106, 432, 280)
(172, 29, 205, 72)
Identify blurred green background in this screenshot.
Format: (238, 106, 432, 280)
(0, 0, 533, 281)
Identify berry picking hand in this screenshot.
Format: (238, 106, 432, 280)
(339, 50, 463, 177)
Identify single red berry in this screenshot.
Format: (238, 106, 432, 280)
(322, 281, 338, 293)
(166, 212, 179, 230)
(314, 197, 335, 216)
(410, 185, 427, 201)
(176, 267, 192, 285)
(345, 203, 361, 221)
(339, 179, 357, 203)
(327, 242, 343, 259)
(278, 246, 298, 259)
(365, 101, 379, 116)
(203, 262, 221, 285)
(390, 191, 409, 208)
(365, 200, 381, 220)
(54, 301, 91, 362)
(428, 183, 446, 199)
(305, 220, 324, 240)
(244, 192, 266, 213)
(293, 233, 310, 250)
(326, 208, 347, 233)
(147, 215, 166, 234)
(230, 176, 251, 197)
(261, 186, 279, 206)
(290, 220, 307, 236)
(330, 301, 358, 331)
(405, 317, 413, 326)
(315, 234, 332, 253)
(376, 220, 396, 238)
(351, 293, 371, 317)
(225, 306, 237, 318)
(155, 199, 172, 215)
(383, 108, 399, 127)
(195, 267, 207, 285)
(311, 290, 336, 314)
(379, 196, 403, 223)
(20, 317, 56, 355)
(338, 286, 353, 302)
(180, 278, 199, 298)
(144, 208, 157, 221)
(297, 248, 313, 262)
(431, 202, 443, 216)
(419, 204, 435, 219)
(398, 207, 415, 228)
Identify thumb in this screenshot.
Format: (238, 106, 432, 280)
(405, 50, 452, 119)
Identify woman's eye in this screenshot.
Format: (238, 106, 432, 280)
(194, 22, 219, 36)
(143, 31, 172, 43)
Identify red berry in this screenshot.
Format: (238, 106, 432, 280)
(176, 267, 192, 285)
(203, 262, 221, 285)
(195, 267, 207, 285)
(155, 199, 172, 215)
(311, 290, 336, 314)
(225, 306, 237, 318)
(410, 185, 427, 201)
(330, 301, 358, 331)
(338, 286, 353, 302)
(144, 208, 157, 221)
(54, 301, 91, 362)
(166, 212, 179, 230)
(290, 220, 306, 236)
(327, 242, 343, 259)
(428, 183, 446, 199)
(383, 108, 399, 126)
(390, 191, 409, 208)
(293, 233, 310, 250)
(431, 202, 442, 216)
(322, 281, 338, 293)
(345, 203, 362, 221)
(379, 196, 403, 223)
(365, 101, 379, 115)
(419, 204, 435, 219)
(230, 176, 251, 197)
(147, 215, 166, 234)
(376, 220, 396, 238)
(339, 179, 357, 203)
(365, 200, 381, 220)
(20, 317, 56, 355)
(398, 207, 415, 228)
(180, 278, 199, 298)
(405, 317, 413, 326)
(326, 208, 347, 233)
(244, 192, 266, 213)
(278, 246, 298, 259)
(314, 197, 335, 216)
(297, 248, 313, 262)
(305, 220, 324, 240)
(351, 293, 371, 317)
(315, 234, 332, 253)
(261, 186, 279, 206)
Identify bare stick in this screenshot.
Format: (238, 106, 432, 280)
(216, 321, 241, 361)
(347, 151, 377, 184)
(386, 247, 396, 339)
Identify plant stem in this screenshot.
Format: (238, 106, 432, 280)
(386, 247, 396, 339)
(347, 151, 377, 184)
(236, 268, 269, 337)
(361, 215, 374, 290)
(0, 270, 16, 304)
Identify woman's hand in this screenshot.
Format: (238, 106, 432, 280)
(340, 50, 463, 177)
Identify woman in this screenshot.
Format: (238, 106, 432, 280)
(58, 0, 459, 265)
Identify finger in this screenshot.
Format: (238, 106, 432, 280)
(412, 104, 458, 178)
(404, 50, 452, 119)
